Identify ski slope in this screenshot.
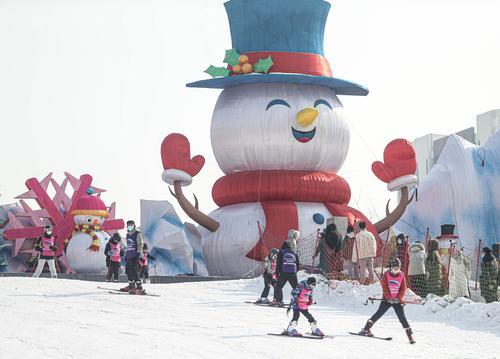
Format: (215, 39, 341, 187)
(0, 276, 498, 359)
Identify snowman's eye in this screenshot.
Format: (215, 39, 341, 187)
(314, 99, 332, 110)
(87, 218, 92, 222)
(266, 99, 290, 110)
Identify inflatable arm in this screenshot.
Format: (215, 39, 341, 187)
(161, 133, 220, 232)
(372, 139, 418, 233)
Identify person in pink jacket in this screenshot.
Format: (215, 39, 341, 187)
(284, 277, 324, 337)
(33, 225, 58, 278)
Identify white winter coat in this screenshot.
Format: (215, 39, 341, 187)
(408, 243, 427, 275)
(352, 229, 377, 261)
(448, 250, 471, 298)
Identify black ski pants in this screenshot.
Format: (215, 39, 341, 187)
(139, 265, 149, 280)
(125, 258, 140, 283)
(106, 261, 120, 281)
(260, 272, 273, 298)
(370, 301, 410, 328)
(292, 309, 315, 323)
(274, 272, 299, 302)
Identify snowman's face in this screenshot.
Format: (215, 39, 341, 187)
(211, 83, 349, 174)
(74, 215, 106, 226)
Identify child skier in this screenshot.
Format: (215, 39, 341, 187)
(284, 277, 324, 337)
(139, 243, 156, 284)
(358, 258, 415, 344)
(256, 248, 279, 304)
(104, 233, 123, 282)
(33, 225, 58, 278)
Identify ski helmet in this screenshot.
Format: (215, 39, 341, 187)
(389, 258, 401, 268)
(306, 277, 317, 286)
(270, 248, 279, 256)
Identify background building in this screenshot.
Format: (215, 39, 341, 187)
(477, 109, 500, 145)
(412, 109, 498, 180)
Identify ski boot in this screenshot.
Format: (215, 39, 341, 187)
(284, 321, 301, 336)
(310, 321, 324, 337)
(256, 297, 270, 304)
(358, 320, 374, 337)
(120, 282, 132, 292)
(105, 279, 111, 282)
(131, 281, 146, 295)
(405, 327, 415, 344)
(271, 300, 285, 307)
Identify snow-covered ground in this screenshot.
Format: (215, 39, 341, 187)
(0, 275, 499, 359)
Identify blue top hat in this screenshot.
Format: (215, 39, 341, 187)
(187, 0, 368, 96)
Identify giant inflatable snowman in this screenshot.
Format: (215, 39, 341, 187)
(66, 188, 111, 273)
(161, 0, 418, 277)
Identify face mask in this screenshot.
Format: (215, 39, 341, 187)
(127, 226, 134, 232)
(46, 231, 52, 236)
(390, 268, 400, 275)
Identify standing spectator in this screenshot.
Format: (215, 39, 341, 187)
(273, 238, 300, 307)
(341, 226, 358, 278)
(425, 239, 444, 296)
(352, 222, 377, 284)
(395, 234, 407, 269)
(316, 223, 342, 273)
(448, 248, 471, 298)
(285, 229, 300, 253)
(408, 241, 427, 297)
(480, 247, 499, 303)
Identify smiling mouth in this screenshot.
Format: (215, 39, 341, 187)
(291, 127, 316, 143)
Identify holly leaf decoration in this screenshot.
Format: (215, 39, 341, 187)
(223, 48, 241, 66)
(254, 55, 274, 73)
(204, 65, 230, 78)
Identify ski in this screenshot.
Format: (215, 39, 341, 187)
(245, 301, 289, 307)
(97, 286, 128, 292)
(108, 291, 160, 297)
(348, 332, 392, 341)
(268, 333, 324, 340)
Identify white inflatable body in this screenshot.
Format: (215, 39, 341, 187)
(199, 83, 351, 277)
(66, 231, 109, 273)
(65, 214, 110, 273)
(202, 202, 340, 277)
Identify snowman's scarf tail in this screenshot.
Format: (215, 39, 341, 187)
(246, 201, 298, 261)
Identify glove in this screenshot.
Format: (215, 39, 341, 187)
(372, 139, 418, 191)
(393, 298, 400, 304)
(50, 245, 58, 251)
(161, 133, 205, 186)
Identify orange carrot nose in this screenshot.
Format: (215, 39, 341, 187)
(92, 219, 100, 225)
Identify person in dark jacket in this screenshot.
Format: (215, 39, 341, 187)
(120, 220, 145, 294)
(480, 247, 499, 303)
(316, 223, 342, 273)
(257, 248, 279, 304)
(33, 225, 58, 278)
(273, 238, 300, 307)
(104, 233, 124, 282)
(425, 239, 444, 296)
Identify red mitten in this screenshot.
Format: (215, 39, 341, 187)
(161, 133, 205, 186)
(372, 139, 418, 191)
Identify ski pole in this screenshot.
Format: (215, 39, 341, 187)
(365, 297, 423, 305)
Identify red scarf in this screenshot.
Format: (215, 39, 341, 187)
(212, 171, 378, 261)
